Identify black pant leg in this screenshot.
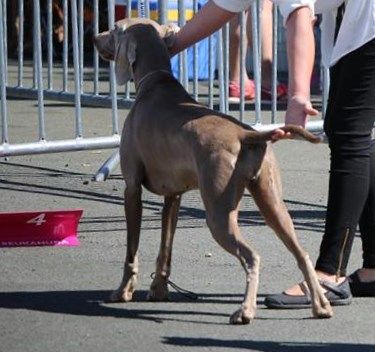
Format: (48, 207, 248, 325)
(359, 141, 375, 269)
(316, 38, 375, 276)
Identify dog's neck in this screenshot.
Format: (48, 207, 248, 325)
(133, 58, 172, 89)
(135, 69, 172, 91)
(131, 34, 172, 89)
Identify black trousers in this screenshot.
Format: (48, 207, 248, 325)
(315, 38, 375, 276)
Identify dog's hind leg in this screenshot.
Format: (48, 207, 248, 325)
(148, 195, 181, 301)
(204, 196, 260, 324)
(110, 181, 143, 302)
(199, 162, 260, 324)
(247, 149, 333, 318)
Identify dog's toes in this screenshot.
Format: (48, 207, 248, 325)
(229, 308, 254, 325)
(109, 280, 137, 302)
(109, 289, 134, 303)
(147, 286, 169, 301)
(313, 303, 334, 319)
(108, 275, 138, 302)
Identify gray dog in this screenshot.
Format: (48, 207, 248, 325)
(94, 18, 333, 324)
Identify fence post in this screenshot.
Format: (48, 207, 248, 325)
(251, 0, 261, 124)
(0, 0, 8, 145)
(33, 0, 46, 141)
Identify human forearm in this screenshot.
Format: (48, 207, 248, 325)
(283, 6, 318, 126)
(286, 6, 315, 99)
(170, 0, 236, 56)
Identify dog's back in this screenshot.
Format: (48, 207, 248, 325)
(120, 27, 318, 195)
(120, 64, 264, 195)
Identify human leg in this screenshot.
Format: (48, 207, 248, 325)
(316, 38, 375, 278)
(349, 140, 375, 296)
(246, 0, 287, 100)
(358, 141, 375, 273)
(258, 0, 273, 88)
(229, 12, 255, 101)
(265, 38, 375, 307)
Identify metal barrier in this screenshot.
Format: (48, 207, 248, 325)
(1, 0, 123, 157)
(0, 0, 327, 179)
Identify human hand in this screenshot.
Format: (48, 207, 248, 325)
(284, 95, 319, 127)
(270, 128, 293, 143)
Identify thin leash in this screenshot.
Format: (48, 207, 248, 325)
(150, 272, 199, 300)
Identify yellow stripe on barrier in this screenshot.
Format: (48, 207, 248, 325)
(131, 9, 195, 22)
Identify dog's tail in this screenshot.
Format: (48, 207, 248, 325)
(240, 125, 322, 144)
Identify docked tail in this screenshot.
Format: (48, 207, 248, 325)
(241, 125, 322, 144)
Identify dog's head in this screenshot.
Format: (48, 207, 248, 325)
(94, 18, 179, 85)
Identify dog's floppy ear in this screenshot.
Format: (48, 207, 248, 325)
(114, 31, 137, 85)
(94, 30, 115, 61)
(160, 23, 180, 48)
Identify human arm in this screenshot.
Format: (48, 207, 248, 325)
(169, 0, 244, 56)
(284, 6, 319, 127)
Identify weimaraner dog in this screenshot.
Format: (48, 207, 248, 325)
(94, 18, 333, 324)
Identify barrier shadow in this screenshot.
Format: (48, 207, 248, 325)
(162, 337, 374, 352)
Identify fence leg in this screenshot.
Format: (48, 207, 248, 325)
(0, 0, 8, 146)
(93, 150, 120, 182)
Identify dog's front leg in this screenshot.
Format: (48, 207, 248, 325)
(110, 184, 143, 302)
(148, 195, 181, 301)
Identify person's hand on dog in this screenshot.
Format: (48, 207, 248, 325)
(285, 95, 319, 127)
(270, 129, 293, 142)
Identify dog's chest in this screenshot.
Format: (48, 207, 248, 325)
(143, 165, 198, 195)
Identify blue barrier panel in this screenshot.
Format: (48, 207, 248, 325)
(115, 0, 216, 79)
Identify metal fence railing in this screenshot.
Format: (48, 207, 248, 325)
(0, 0, 328, 180)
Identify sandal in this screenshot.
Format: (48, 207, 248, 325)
(264, 278, 352, 309)
(261, 82, 288, 101)
(348, 270, 375, 297)
(228, 80, 255, 102)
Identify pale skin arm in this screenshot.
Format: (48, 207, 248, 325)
(284, 6, 319, 127)
(271, 6, 319, 141)
(170, 2, 318, 140)
(170, 0, 236, 56)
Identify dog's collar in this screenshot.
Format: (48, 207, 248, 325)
(136, 69, 172, 91)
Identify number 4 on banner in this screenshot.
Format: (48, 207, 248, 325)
(26, 213, 47, 226)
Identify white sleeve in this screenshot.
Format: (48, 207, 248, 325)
(212, 0, 253, 13)
(274, 0, 316, 26)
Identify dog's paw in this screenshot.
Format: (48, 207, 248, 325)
(109, 288, 134, 302)
(229, 308, 255, 325)
(109, 276, 138, 302)
(147, 283, 169, 301)
(313, 302, 334, 319)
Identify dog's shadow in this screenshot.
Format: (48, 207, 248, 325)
(0, 289, 296, 325)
